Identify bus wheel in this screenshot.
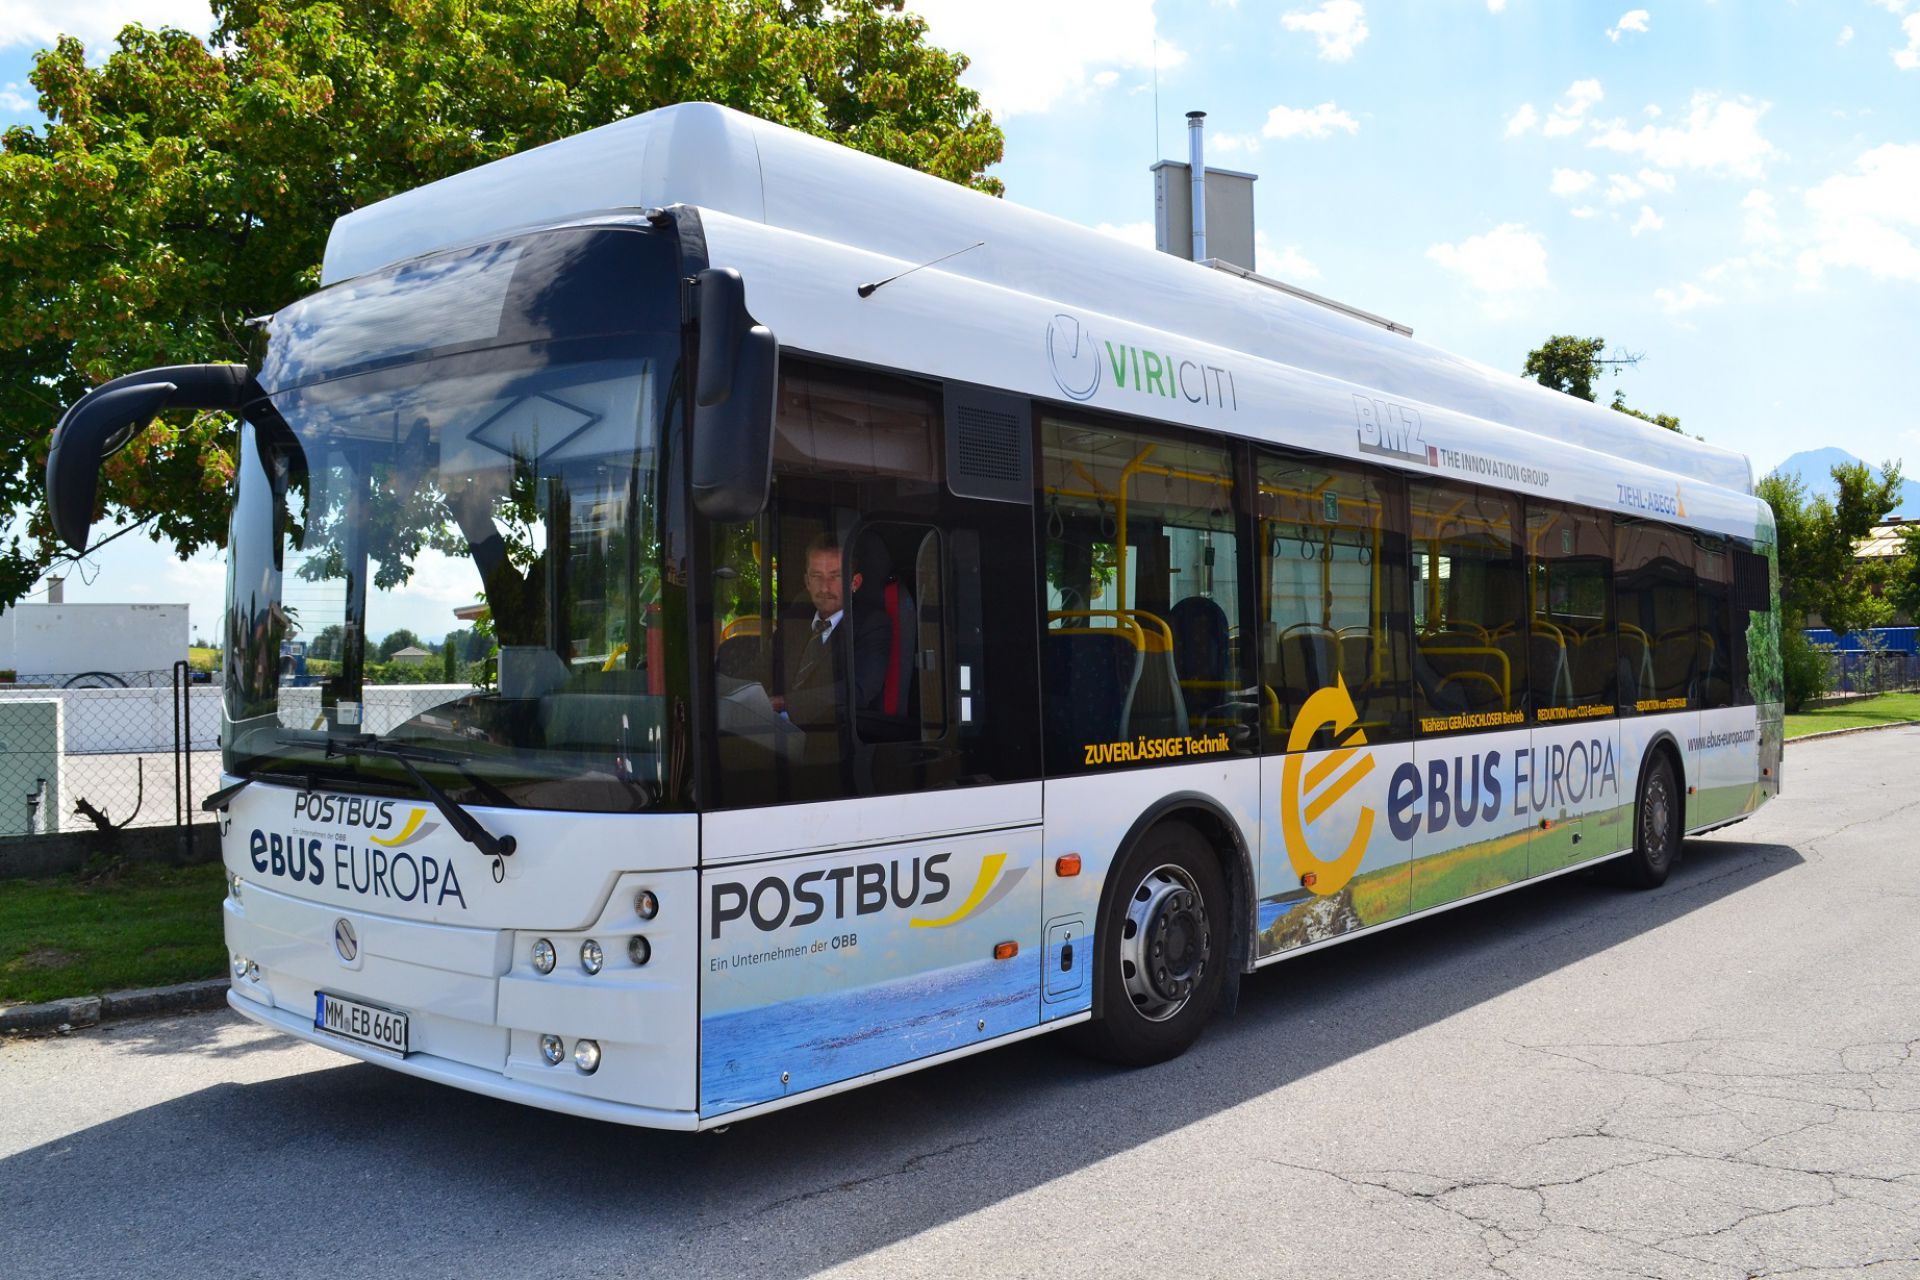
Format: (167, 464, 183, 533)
(1616, 751, 1680, 889)
(1078, 822, 1228, 1067)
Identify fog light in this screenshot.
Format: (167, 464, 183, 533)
(231, 954, 247, 980)
(628, 935, 651, 966)
(539, 1033, 565, 1066)
(228, 872, 243, 902)
(246, 961, 260, 982)
(574, 1039, 601, 1074)
(580, 939, 604, 975)
(635, 889, 658, 920)
(531, 938, 556, 974)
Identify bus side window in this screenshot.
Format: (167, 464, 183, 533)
(1615, 519, 1698, 712)
(1410, 482, 1527, 732)
(1257, 452, 1411, 749)
(1526, 501, 1616, 721)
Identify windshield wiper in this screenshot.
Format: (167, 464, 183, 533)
(326, 737, 517, 860)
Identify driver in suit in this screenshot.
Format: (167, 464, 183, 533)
(772, 533, 891, 738)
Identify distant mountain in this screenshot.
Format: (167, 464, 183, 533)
(1767, 447, 1919, 519)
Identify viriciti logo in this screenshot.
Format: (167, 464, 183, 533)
(1280, 677, 1377, 896)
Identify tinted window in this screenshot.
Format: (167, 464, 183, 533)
(1259, 454, 1411, 747)
(1527, 503, 1616, 722)
(1697, 534, 1734, 709)
(1040, 417, 1250, 773)
(1615, 519, 1697, 711)
(1411, 483, 1527, 733)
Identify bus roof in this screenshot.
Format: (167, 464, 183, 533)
(322, 102, 1753, 496)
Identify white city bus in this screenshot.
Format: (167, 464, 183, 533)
(45, 103, 1781, 1129)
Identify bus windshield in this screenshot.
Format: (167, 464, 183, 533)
(222, 226, 689, 812)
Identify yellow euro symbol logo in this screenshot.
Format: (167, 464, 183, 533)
(1280, 677, 1376, 896)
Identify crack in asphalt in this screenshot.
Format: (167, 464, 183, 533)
(1250, 1032, 1920, 1278)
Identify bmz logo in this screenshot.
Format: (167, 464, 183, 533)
(1280, 677, 1376, 896)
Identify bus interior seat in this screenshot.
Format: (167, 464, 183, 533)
(852, 529, 918, 742)
(1043, 624, 1142, 766)
(1169, 595, 1231, 718)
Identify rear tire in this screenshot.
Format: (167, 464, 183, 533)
(1616, 750, 1681, 889)
(1076, 822, 1229, 1067)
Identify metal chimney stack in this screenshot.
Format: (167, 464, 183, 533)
(1187, 111, 1208, 263)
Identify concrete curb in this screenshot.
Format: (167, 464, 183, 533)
(0, 977, 229, 1037)
(1788, 719, 1920, 744)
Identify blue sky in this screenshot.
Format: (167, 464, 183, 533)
(4, 1, 1918, 640)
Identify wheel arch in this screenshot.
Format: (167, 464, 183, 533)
(1639, 730, 1687, 826)
(1089, 792, 1256, 1022)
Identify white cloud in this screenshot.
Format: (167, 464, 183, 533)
(910, 0, 1183, 117)
(0, 83, 28, 112)
(1260, 101, 1359, 140)
(1426, 223, 1550, 314)
(0, 1, 215, 50)
(1636, 167, 1676, 193)
(1897, 14, 1920, 70)
(1282, 0, 1369, 62)
(1798, 143, 1920, 284)
(1255, 231, 1321, 280)
(1549, 168, 1596, 197)
(1504, 103, 1540, 137)
(1630, 205, 1663, 235)
(1654, 282, 1721, 314)
(1543, 79, 1604, 137)
(1570, 206, 1600, 219)
(1742, 189, 1782, 245)
(1091, 70, 1120, 88)
(1207, 131, 1263, 153)
(1607, 9, 1650, 42)
(1587, 91, 1779, 179)
(1838, 25, 1855, 47)
(1091, 220, 1157, 250)
(1487, 0, 1507, 11)
(1605, 173, 1645, 204)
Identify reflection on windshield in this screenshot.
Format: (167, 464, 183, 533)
(224, 346, 687, 812)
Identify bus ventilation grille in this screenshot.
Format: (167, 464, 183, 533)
(946, 386, 1031, 504)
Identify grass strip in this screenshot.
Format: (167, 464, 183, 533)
(1784, 691, 1920, 740)
(0, 861, 226, 1006)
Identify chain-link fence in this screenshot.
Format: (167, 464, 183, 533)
(1822, 649, 1920, 697)
(0, 664, 219, 838)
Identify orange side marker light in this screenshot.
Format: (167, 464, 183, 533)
(993, 941, 1019, 961)
(1300, 871, 1318, 888)
(1540, 818, 1554, 831)
(1055, 854, 1082, 877)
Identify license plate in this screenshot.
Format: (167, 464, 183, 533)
(314, 992, 410, 1055)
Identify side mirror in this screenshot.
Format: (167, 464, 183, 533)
(46, 364, 253, 550)
(689, 268, 778, 523)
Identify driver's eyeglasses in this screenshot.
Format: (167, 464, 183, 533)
(803, 571, 841, 586)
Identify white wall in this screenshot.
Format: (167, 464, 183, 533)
(0, 603, 190, 678)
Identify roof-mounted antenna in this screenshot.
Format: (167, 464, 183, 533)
(856, 240, 986, 298)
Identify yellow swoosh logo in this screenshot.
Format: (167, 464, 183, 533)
(910, 852, 1007, 928)
(369, 809, 427, 848)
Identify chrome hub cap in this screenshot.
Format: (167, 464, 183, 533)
(1119, 864, 1211, 1023)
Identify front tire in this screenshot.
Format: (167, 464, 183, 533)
(1077, 822, 1229, 1067)
(1616, 750, 1681, 889)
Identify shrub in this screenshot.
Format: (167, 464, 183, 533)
(1781, 628, 1831, 712)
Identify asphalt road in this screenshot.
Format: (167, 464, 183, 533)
(4, 729, 1918, 1279)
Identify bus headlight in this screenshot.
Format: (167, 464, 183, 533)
(573, 1039, 601, 1074)
(539, 1034, 565, 1066)
(628, 936, 651, 966)
(231, 954, 248, 980)
(228, 872, 243, 903)
(531, 939, 556, 974)
(580, 940, 604, 975)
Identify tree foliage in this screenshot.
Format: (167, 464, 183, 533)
(1522, 333, 1681, 432)
(0, 0, 1004, 607)
(1522, 334, 1606, 402)
(1755, 459, 1904, 637)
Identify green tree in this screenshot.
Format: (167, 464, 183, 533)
(1756, 460, 1903, 637)
(0, 0, 1005, 607)
(376, 627, 421, 661)
(1523, 334, 1681, 432)
(1523, 334, 1606, 401)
